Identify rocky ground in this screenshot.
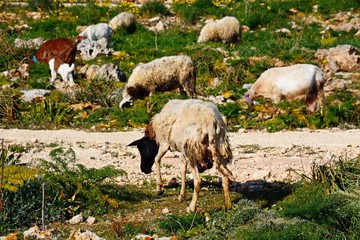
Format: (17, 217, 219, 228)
(1, 128, 359, 186)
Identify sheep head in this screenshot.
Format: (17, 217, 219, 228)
(120, 85, 149, 108)
(128, 137, 159, 174)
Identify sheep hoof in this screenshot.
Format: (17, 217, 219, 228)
(157, 190, 164, 196)
(186, 206, 196, 213)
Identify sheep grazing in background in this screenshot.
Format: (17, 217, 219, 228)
(119, 55, 196, 108)
(243, 64, 326, 112)
(129, 99, 233, 212)
(78, 23, 112, 46)
(48, 57, 75, 86)
(109, 12, 137, 33)
(197, 16, 241, 44)
(33, 38, 76, 65)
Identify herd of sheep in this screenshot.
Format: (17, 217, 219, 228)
(28, 10, 331, 211)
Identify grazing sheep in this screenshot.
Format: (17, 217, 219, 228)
(119, 55, 196, 108)
(109, 12, 137, 33)
(49, 57, 75, 86)
(129, 99, 233, 212)
(197, 16, 241, 44)
(78, 23, 112, 46)
(33, 38, 76, 65)
(243, 64, 326, 112)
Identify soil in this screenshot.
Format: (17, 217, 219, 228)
(1, 128, 359, 185)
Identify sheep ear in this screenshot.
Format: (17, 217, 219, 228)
(128, 139, 142, 147)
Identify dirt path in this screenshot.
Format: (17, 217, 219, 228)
(1, 128, 359, 184)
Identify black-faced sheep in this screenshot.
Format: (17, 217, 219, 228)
(109, 12, 137, 33)
(129, 99, 233, 212)
(197, 16, 242, 44)
(119, 55, 196, 108)
(243, 64, 326, 112)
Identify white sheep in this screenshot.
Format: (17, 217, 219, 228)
(129, 99, 233, 212)
(109, 12, 137, 33)
(119, 55, 196, 108)
(49, 58, 75, 86)
(243, 64, 326, 112)
(78, 23, 112, 45)
(197, 16, 242, 44)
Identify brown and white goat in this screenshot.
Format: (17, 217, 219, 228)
(33, 38, 77, 65)
(243, 64, 326, 112)
(129, 99, 233, 212)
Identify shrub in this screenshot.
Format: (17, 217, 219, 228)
(0, 155, 63, 233)
(0, 176, 64, 233)
(74, 77, 120, 108)
(39, 147, 127, 216)
(0, 89, 23, 125)
(19, 95, 76, 129)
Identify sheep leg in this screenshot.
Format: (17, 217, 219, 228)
(188, 164, 201, 213)
(50, 70, 57, 84)
(216, 159, 233, 210)
(178, 155, 187, 202)
(222, 174, 231, 210)
(155, 147, 167, 195)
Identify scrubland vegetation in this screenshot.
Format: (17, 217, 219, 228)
(0, 0, 359, 239)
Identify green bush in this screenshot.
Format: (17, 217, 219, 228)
(19, 95, 76, 129)
(0, 89, 23, 125)
(74, 77, 121, 108)
(40, 147, 127, 216)
(0, 176, 64, 233)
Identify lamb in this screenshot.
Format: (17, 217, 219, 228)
(48, 57, 75, 86)
(78, 23, 112, 46)
(129, 99, 233, 212)
(33, 38, 76, 65)
(109, 12, 137, 33)
(197, 16, 242, 44)
(119, 55, 196, 108)
(243, 64, 326, 112)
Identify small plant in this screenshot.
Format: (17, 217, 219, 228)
(40, 147, 127, 216)
(74, 77, 120, 108)
(20, 96, 75, 129)
(296, 156, 360, 194)
(0, 89, 23, 125)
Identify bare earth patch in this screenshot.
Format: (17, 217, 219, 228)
(1, 128, 359, 185)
